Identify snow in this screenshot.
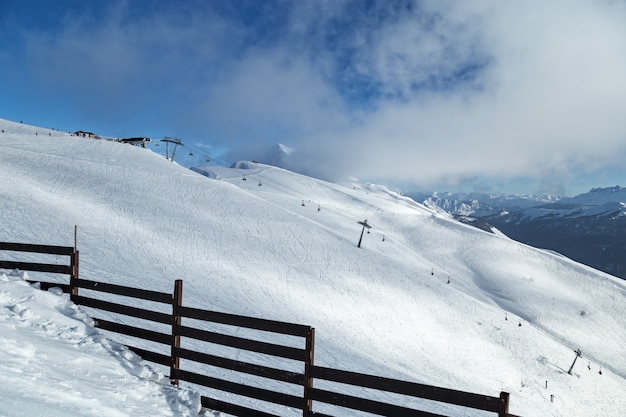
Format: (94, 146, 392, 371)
(410, 191, 563, 217)
(501, 186, 626, 221)
(0, 271, 200, 417)
(562, 186, 626, 205)
(1, 117, 626, 416)
(513, 201, 626, 222)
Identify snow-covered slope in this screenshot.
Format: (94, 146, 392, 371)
(1, 117, 626, 416)
(0, 271, 200, 416)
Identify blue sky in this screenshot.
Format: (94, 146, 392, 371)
(1, 0, 626, 196)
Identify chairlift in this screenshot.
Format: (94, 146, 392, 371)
(189, 151, 194, 156)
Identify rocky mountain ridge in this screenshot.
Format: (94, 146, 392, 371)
(408, 187, 626, 279)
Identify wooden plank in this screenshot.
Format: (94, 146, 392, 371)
(499, 391, 510, 417)
(201, 396, 281, 417)
(170, 279, 183, 386)
(0, 242, 74, 255)
(172, 368, 302, 409)
(303, 328, 315, 415)
(74, 278, 172, 304)
(177, 325, 306, 361)
(93, 317, 171, 345)
(311, 365, 501, 412)
(0, 260, 71, 275)
(70, 251, 79, 297)
(27, 281, 71, 293)
(178, 305, 311, 337)
(73, 295, 172, 324)
(309, 387, 448, 417)
(174, 346, 305, 385)
(126, 345, 171, 367)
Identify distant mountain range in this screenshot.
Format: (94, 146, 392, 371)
(406, 187, 626, 279)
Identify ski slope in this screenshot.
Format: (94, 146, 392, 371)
(1, 118, 625, 416)
(0, 271, 200, 417)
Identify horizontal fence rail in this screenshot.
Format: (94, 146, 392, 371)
(0, 242, 75, 255)
(309, 365, 509, 417)
(170, 279, 316, 416)
(178, 305, 312, 337)
(0, 241, 77, 293)
(0, 241, 519, 417)
(73, 278, 173, 303)
(73, 277, 175, 370)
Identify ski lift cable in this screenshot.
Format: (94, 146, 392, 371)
(181, 141, 234, 166)
(154, 137, 233, 166)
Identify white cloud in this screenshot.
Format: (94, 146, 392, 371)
(197, 49, 351, 153)
(6, 0, 626, 194)
(291, 0, 626, 192)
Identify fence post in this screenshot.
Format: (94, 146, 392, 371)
(70, 225, 79, 299)
(170, 279, 183, 386)
(303, 327, 315, 417)
(498, 391, 510, 417)
(69, 249, 79, 300)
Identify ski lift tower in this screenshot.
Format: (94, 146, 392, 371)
(161, 137, 184, 162)
(356, 219, 372, 248)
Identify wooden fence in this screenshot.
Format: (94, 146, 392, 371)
(0, 241, 519, 417)
(0, 241, 77, 294)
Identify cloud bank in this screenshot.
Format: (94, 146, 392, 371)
(2, 0, 626, 194)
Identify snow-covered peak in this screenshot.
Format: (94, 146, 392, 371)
(406, 190, 561, 217)
(561, 186, 626, 205)
(256, 142, 295, 168)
